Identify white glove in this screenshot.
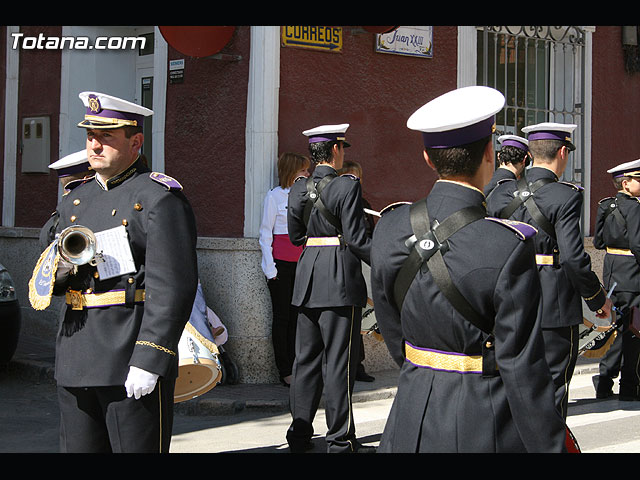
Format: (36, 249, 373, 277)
(125, 366, 159, 400)
(54, 257, 75, 285)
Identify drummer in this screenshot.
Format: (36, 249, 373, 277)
(486, 122, 612, 419)
(370, 86, 567, 452)
(286, 124, 372, 453)
(592, 159, 640, 400)
(483, 134, 529, 198)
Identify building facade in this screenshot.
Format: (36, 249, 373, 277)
(1, 26, 639, 383)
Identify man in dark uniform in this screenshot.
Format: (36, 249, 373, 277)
(592, 158, 640, 400)
(30, 92, 198, 452)
(286, 124, 372, 453)
(486, 122, 612, 419)
(483, 134, 529, 198)
(371, 86, 567, 452)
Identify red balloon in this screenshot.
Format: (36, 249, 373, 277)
(159, 26, 235, 58)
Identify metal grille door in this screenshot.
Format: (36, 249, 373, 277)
(477, 26, 587, 186)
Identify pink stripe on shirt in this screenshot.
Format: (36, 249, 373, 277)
(272, 234, 303, 262)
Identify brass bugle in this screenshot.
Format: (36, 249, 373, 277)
(57, 225, 100, 266)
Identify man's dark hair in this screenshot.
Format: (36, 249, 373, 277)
(425, 135, 491, 178)
(498, 145, 529, 166)
(308, 140, 341, 164)
(123, 125, 144, 138)
(613, 175, 631, 191)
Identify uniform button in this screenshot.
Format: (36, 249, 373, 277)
(70, 215, 77, 222)
(128, 277, 134, 284)
(93, 272, 100, 279)
(112, 209, 117, 216)
(73, 199, 80, 205)
(134, 203, 142, 211)
(122, 219, 128, 226)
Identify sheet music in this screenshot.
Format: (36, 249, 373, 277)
(94, 225, 136, 280)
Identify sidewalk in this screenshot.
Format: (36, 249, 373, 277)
(5, 333, 600, 416)
(5, 333, 400, 416)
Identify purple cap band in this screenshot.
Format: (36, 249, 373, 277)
(85, 107, 145, 127)
(527, 131, 572, 143)
(85, 94, 145, 127)
(421, 116, 495, 149)
(308, 133, 347, 144)
(501, 139, 528, 151)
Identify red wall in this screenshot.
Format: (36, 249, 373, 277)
(14, 26, 61, 228)
(164, 27, 250, 238)
(590, 26, 640, 231)
(278, 26, 459, 213)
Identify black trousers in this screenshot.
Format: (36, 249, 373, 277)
(57, 378, 175, 453)
(287, 305, 362, 453)
(267, 259, 298, 380)
(595, 291, 640, 396)
(542, 325, 578, 420)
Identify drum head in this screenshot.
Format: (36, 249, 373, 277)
(174, 322, 223, 403)
(175, 360, 222, 403)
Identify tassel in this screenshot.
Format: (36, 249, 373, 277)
(28, 242, 60, 311)
(582, 330, 618, 359)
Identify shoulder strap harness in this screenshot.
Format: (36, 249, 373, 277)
(393, 199, 492, 334)
(499, 177, 556, 239)
(303, 174, 342, 233)
(601, 197, 626, 227)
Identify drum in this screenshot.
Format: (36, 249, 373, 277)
(174, 321, 222, 403)
(578, 299, 618, 358)
(361, 301, 378, 334)
(361, 263, 382, 340)
(566, 426, 581, 453)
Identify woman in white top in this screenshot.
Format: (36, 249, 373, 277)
(259, 152, 310, 386)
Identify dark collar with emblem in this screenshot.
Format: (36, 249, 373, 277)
(97, 156, 149, 191)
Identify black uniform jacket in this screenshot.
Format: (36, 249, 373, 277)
(287, 164, 371, 308)
(44, 158, 198, 387)
(593, 192, 640, 293)
(486, 166, 605, 329)
(483, 166, 516, 198)
(371, 180, 566, 452)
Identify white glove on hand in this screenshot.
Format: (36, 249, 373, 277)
(54, 258, 75, 285)
(125, 366, 159, 400)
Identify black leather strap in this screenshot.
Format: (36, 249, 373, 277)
(603, 197, 626, 227)
(303, 174, 342, 233)
(500, 177, 556, 239)
(393, 198, 492, 334)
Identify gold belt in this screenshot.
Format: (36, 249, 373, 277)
(405, 342, 484, 374)
(66, 289, 146, 310)
(306, 236, 341, 247)
(536, 254, 555, 265)
(606, 247, 633, 256)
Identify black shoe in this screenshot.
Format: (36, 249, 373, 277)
(357, 445, 377, 453)
(619, 395, 640, 401)
(619, 385, 640, 401)
(596, 389, 614, 399)
(592, 375, 614, 399)
(289, 441, 314, 453)
(356, 371, 375, 382)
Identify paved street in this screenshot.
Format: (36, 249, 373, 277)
(3, 360, 640, 453)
